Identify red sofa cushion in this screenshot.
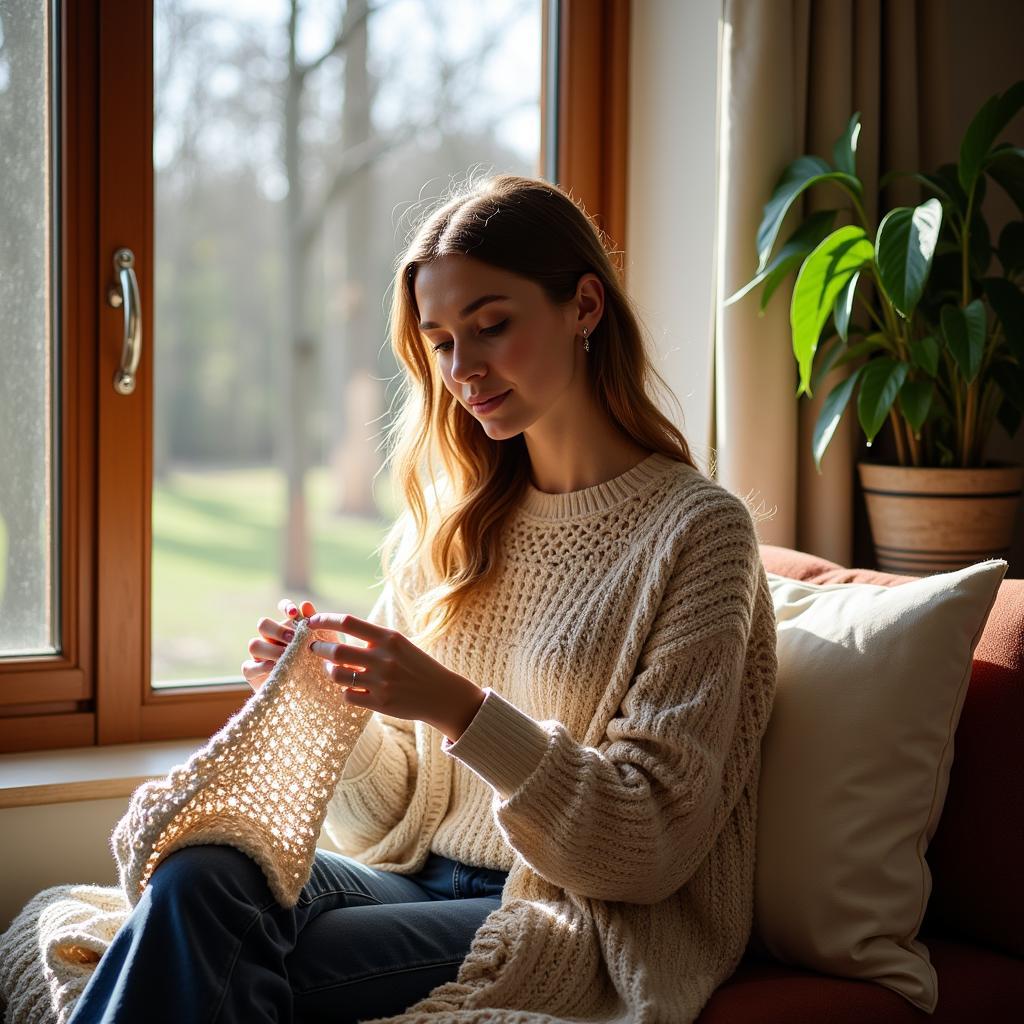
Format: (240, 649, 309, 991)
(697, 939, 1024, 1022)
(758, 545, 1024, 958)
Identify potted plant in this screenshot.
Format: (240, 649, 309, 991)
(726, 79, 1024, 575)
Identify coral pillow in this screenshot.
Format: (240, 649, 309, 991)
(754, 558, 1008, 1013)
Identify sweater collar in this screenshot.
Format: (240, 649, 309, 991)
(519, 451, 684, 521)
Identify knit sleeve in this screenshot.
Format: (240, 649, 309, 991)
(441, 496, 769, 904)
(321, 576, 419, 856)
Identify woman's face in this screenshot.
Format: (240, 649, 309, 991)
(413, 254, 602, 441)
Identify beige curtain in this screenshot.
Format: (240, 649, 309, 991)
(711, 0, 953, 565)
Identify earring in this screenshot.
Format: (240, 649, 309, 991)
(582, 327, 590, 353)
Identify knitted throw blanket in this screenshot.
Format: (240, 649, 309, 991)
(0, 615, 374, 1024)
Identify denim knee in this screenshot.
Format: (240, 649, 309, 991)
(147, 843, 270, 906)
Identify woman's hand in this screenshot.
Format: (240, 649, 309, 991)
(241, 597, 317, 691)
(307, 612, 485, 742)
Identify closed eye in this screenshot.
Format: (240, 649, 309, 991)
(430, 319, 509, 353)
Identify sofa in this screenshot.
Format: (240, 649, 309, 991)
(697, 544, 1024, 1022)
(5, 546, 1020, 1022)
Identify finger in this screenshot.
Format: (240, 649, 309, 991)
(300, 599, 317, 618)
(340, 681, 374, 707)
(257, 617, 298, 645)
(241, 658, 272, 689)
(240, 659, 270, 684)
(308, 639, 375, 667)
(277, 598, 299, 618)
(308, 613, 389, 644)
(248, 636, 289, 661)
(327, 662, 371, 689)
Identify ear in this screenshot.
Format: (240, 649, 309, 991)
(575, 272, 604, 332)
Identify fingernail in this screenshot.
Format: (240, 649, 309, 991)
(282, 629, 295, 641)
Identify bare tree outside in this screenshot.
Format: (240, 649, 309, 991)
(151, 0, 542, 683)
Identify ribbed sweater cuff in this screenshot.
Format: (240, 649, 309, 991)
(441, 688, 551, 800)
(338, 711, 384, 781)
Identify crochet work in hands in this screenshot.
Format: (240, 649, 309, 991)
(0, 615, 374, 1024)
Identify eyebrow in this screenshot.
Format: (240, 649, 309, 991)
(418, 294, 510, 330)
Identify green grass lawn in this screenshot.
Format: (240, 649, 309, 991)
(151, 464, 400, 685)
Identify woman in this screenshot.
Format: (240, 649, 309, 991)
(67, 173, 778, 1024)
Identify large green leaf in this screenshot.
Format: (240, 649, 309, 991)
(724, 210, 837, 306)
(812, 365, 864, 473)
(810, 335, 842, 393)
(833, 270, 860, 342)
(791, 225, 875, 396)
(857, 357, 909, 444)
(985, 147, 1024, 218)
(959, 79, 1024, 197)
(897, 377, 934, 434)
(940, 300, 987, 383)
(832, 112, 862, 177)
(874, 198, 943, 319)
(908, 334, 940, 377)
(759, 212, 841, 311)
(756, 156, 863, 271)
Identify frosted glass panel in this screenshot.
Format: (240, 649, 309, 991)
(152, 0, 543, 685)
(0, 1, 58, 657)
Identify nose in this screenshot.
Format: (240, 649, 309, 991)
(448, 339, 487, 385)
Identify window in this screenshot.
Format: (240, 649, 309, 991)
(0, 0, 630, 753)
(0, 2, 61, 661)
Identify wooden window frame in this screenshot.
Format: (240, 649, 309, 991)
(0, 0, 631, 754)
(551, 0, 631, 281)
(0, 0, 97, 751)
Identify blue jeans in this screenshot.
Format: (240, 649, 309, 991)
(65, 843, 509, 1024)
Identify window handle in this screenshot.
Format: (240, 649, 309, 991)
(107, 247, 142, 395)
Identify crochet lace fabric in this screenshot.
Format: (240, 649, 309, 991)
(0, 615, 374, 1024)
(112, 615, 371, 909)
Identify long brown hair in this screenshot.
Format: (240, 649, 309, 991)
(374, 172, 700, 647)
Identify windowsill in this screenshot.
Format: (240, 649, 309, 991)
(0, 738, 207, 808)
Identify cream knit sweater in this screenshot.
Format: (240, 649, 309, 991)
(0, 451, 778, 1024)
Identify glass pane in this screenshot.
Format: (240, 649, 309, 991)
(152, 0, 544, 686)
(0, 1, 58, 657)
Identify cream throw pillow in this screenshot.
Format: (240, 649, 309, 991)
(754, 558, 1008, 1013)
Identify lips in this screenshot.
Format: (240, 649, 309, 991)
(468, 390, 511, 406)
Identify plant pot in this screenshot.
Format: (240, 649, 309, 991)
(857, 460, 1023, 576)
